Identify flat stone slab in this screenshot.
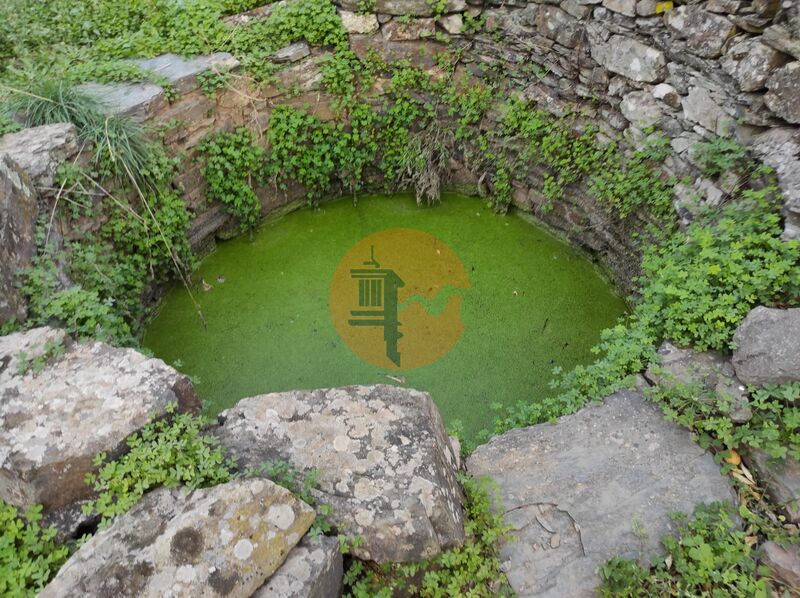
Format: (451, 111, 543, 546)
(272, 42, 310, 63)
(466, 390, 735, 598)
(132, 52, 240, 94)
(77, 52, 240, 119)
(253, 535, 342, 597)
(39, 478, 315, 598)
(77, 81, 166, 119)
(0, 327, 200, 510)
(214, 385, 465, 563)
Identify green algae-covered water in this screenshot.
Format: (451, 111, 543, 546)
(144, 193, 626, 440)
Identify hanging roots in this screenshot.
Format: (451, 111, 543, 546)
(398, 119, 455, 206)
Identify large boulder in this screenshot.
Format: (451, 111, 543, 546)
(39, 478, 315, 598)
(0, 155, 37, 324)
(214, 385, 465, 562)
(0, 327, 200, 511)
(0, 123, 79, 188)
(732, 307, 800, 386)
(466, 390, 735, 598)
(253, 535, 342, 598)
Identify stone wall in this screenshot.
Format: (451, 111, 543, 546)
(1, 0, 799, 294)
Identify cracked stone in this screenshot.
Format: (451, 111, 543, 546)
(0, 123, 80, 188)
(467, 390, 735, 598)
(721, 38, 788, 92)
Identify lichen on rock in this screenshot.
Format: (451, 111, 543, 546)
(39, 478, 315, 598)
(214, 384, 465, 562)
(0, 326, 200, 511)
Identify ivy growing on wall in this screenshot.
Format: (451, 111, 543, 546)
(199, 128, 265, 230)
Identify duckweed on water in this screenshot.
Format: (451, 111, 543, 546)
(144, 193, 627, 440)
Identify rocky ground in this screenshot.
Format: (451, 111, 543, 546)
(0, 306, 796, 595)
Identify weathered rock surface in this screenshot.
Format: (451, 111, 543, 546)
(589, 34, 667, 83)
(0, 327, 200, 510)
(439, 13, 464, 35)
(253, 535, 342, 598)
(747, 127, 800, 240)
(603, 0, 636, 17)
(744, 448, 800, 523)
(621, 90, 663, 128)
(132, 52, 240, 94)
(732, 307, 800, 386)
(466, 390, 735, 598)
(339, 10, 380, 34)
(78, 81, 166, 119)
(273, 42, 311, 63)
(0, 156, 37, 324)
(763, 25, 800, 61)
(39, 478, 315, 598)
(383, 18, 435, 41)
(644, 341, 750, 422)
(372, 0, 465, 16)
(721, 38, 787, 92)
(0, 123, 79, 188)
(682, 85, 734, 136)
(536, 6, 582, 49)
(664, 6, 735, 58)
(760, 541, 800, 589)
(215, 385, 464, 562)
(765, 62, 800, 124)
